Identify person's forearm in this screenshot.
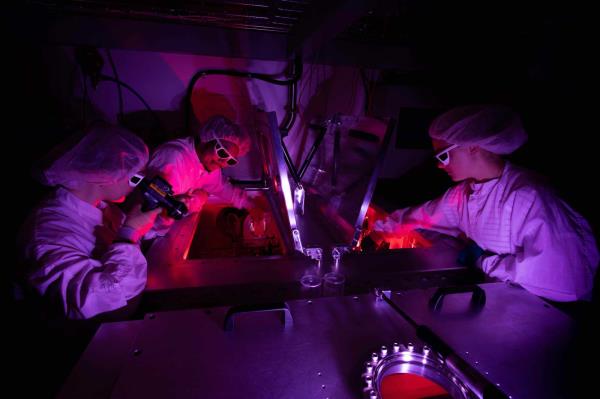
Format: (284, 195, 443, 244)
(480, 252, 586, 302)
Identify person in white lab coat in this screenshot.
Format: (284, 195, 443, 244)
(145, 115, 257, 236)
(18, 124, 160, 319)
(374, 105, 598, 302)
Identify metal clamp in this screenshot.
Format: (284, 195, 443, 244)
(303, 247, 323, 266)
(294, 183, 305, 216)
(331, 246, 349, 268)
(292, 229, 303, 252)
(332, 246, 350, 259)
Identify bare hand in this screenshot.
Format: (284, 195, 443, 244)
(124, 204, 161, 237)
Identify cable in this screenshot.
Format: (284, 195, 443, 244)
(183, 62, 302, 135)
(360, 69, 378, 116)
(98, 74, 163, 131)
(348, 68, 360, 115)
(367, 71, 377, 116)
(105, 49, 124, 123)
(81, 71, 87, 127)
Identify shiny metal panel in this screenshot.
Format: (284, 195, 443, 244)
(146, 222, 472, 293)
(72, 295, 423, 399)
(58, 321, 144, 399)
(351, 118, 394, 248)
(385, 282, 587, 399)
(296, 115, 393, 249)
(260, 111, 303, 252)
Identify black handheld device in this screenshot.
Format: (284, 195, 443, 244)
(129, 174, 188, 220)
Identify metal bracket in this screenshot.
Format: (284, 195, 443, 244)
(331, 246, 350, 268)
(292, 229, 304, 253)
(294, 183, 305, 216)
(303, 247, 323, 267)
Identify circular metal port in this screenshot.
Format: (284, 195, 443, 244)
(364, 343, 473, 399)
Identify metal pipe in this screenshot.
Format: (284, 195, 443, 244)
(282, 144, 301, 184)
(297, 123, 327, 180)
(278, 56, 302, 135)
(184, 56, 303, 135)
(183, 56, 303, 185)
(279, 56, 302, 184)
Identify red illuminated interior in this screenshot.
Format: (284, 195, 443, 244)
(380, 373, 450, 399)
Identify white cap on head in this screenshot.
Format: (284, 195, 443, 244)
(198, 115, 251, 156)
(42, 124, 149, 189)
(429, 105, 528, 155)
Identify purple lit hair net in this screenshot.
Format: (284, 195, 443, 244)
(42, 124, 149, 190)
(198, 115, 251, 156)
(429, 105, 528, 155)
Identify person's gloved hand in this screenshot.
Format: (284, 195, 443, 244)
(457, 241, 485, 267)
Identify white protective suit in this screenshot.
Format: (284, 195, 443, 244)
(19, 188, 147, 319)
(145, 137, 249, 235)
(374, 162, 599, 301)
(147, 137, 248, 208)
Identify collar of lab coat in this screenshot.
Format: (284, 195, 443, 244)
(468, 162, 510, 197)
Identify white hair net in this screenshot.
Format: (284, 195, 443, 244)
(428, 105, 528, 155)
(42, 124, 149, 190)
(198, 115, 251, 156)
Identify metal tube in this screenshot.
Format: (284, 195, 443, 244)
(298, 124, 327, 180)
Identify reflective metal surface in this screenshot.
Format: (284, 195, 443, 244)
(61, 294, 425, 399)
(295, 115, 393, 249)
(187, 204, 285, 258)
(57, 321, 144, 399)
(256, 110, 303, 253)
(145, 215, 475, 297)
(142, 109, 479, 310)
(384, 282, 588, 399)
(366, 342, 473, 399)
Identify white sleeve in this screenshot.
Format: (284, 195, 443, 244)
(202, 171, 249, 208)
(374, 185, 463, 237)
(214, 180, 249, 208)
(27, 238, 147, 319)
(480, 190, 599, 302)
(146, 146, 189, 195)
(144, 146, 188, 238)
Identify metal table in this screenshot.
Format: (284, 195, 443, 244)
(384, 282, 594, 399)
(59, 294, 424, 399)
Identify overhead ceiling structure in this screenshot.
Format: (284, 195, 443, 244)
(13, 1, 586, 76)
(27, 0, 314, 33)
(16, 0, 418, 68)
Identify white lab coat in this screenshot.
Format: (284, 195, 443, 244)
(19, 188, 147, 319)
(147, 137, 247, 207)
(375, 162, 599, 301)
(145, 137, 249, 236)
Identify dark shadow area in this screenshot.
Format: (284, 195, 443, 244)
(373, 160, 452, 213)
